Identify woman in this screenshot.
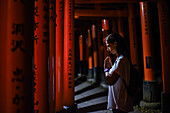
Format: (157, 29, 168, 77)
(104, 33, 133, 113)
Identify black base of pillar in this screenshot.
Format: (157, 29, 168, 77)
(84, 60, 88, 76)
(139, 80, 161, 110)
(56, 104, 77, 113)
(87, 69, 94, 82)
(56, 109, 67, 113)
(161, 92, 170, 113)
(143, 80, 159, 102)
(139, 100, 160, 109)
(99, 67, 108, 88)
(79, 61, 84, 77)
(93, 67, 100, 83)
(75, 74, 87, 86)
(99, 67, 104, 81)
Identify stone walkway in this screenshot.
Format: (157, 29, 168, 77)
(58, 79, 161, 113)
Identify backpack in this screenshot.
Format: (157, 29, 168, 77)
(122, 63, 143, 106)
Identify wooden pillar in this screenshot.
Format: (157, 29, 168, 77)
(49, 0, 55, 112)
(112, 18, 118, 33)
(55, 0, 64, 112)
(102, 19, 110, 59)
(128, 3, 139, 70)
(157, 1, 170, 112)
(96, 20, 105, 84)
(102, 19, 114, 63)
(79, 35, 84, 77)
(83, 30, 89, 77)
(140, 2, 157, 103)
(140, 2, 154, 81)
(0, 0, 8, 112)
(34, 0, 49, 112)
(118, 17, 124, 37)
(97, 21, 103, 70)
(87, 29, 93, 80)
(63, 0, 75, 107)
(6, 0, 34, 113)
(92, 25, 99, 82)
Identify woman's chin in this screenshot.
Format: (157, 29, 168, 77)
(111, 52, 116, 54)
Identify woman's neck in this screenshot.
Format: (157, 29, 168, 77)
(115, 53, 119, 58)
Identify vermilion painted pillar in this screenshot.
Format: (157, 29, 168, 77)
(140, 2, 154, 82)
(111, 19, 118, 62)
(102, 19, 111, 60)
(140, 2, 157, 103)
(96, 21, 103, 69)
(79, 35, 83, 61)
(34, 0, 49, 112)
(79, 35, 84, 76)
(6, 0, 34, 113)
(118, 17, 124, 37)
(112, 18, 118, 33)
(97, 21, 104, 84)
(63, 0, 75, 107)
(84, 31, 89, 78)
(87, 29, 93, 80)
(97, 21, 103, 70)
(55, 0, 64, 112)
(49, 0, 55, 113)
(128, 3, 139, 70)
(92, 25, 99, 82)
(157, 1, 170, 112)
(0, 0, 7, 112)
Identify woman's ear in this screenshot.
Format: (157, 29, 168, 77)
(114, 41, 117, 47)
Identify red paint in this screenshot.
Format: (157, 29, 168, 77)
(34, 0, 49, 112)
(140, 2, 154, 81)
(102, 19, 109, 31)
(158, 1, 170, 93)
(128, 3, 139, 70)
(63, 0, 75, 106)
(55, 0, 64, 111)
(6, 0, 34, 112)
(102, 19, 110, 59)
(92, 25, 98, 67)
(49, 0, 56, 112)
(96, 22, 104, 68)
(79, 35, 83, 61)
(112, 18, 118, 33)
(118, 17, 124, 37)
(0, 0, 7, 112)
(88, 29, 93, 69)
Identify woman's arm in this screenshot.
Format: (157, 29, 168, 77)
(105, 71, 120, 85)
(104, 56, 112, 69)
(104, 56, 119, 85)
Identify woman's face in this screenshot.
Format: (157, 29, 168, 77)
(106, 41, 117, 54)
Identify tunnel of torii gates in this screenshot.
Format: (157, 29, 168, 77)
(0, 0, 170, 113)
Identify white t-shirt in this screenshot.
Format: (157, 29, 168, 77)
(107, 55, 133, 112)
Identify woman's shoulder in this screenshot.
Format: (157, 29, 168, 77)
(119, 55, 129, 62)
(119, 56, 130, 67)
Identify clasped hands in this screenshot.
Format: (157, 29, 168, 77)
(104, 56, 112, 70)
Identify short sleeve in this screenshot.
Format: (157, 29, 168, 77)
(114, 59, 125, 78)
(109, 57, 130, 82)
(108, 57, 124, 76)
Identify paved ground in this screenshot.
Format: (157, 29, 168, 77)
(58, 77, 161, 113)
(74, 80, 143, 113)
(75, 81, 108, 113)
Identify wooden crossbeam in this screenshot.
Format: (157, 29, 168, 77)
(74, 9, 128, 18)
(75, 0, 157, 4)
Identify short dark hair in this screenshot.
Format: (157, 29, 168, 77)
(105, 33, 128, 55)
